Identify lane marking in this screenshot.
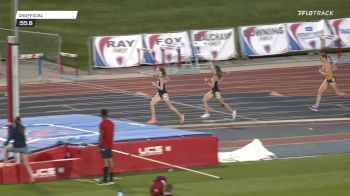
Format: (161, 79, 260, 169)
(219, 133, 350, 148)
(169, 117, 350, 129)
(269, 91, 285, 97)
(337, 104, 350, 110)
(202, 118, 233, 123)
(80, 81, 258, 121)
(62, 104, 80, 111)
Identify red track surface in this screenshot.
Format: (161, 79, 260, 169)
(1, 64, 349, 97)
(1, 64, 350, 149)
(220, 133, 350, 148)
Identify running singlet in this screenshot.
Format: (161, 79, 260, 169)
(211, 80, 220, 93)
(324, 61, 336, 83)
(157, 79, 167, 98)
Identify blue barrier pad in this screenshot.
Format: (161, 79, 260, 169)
(0, 114, 213, 161)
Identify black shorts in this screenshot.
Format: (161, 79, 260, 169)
(158, 91, 169, 100)
(327, 76, 336, 83)
(211, 90, 221, 99)
(100, 148, 112, 159)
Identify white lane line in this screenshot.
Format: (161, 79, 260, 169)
(79, 81, 258, 121)
(62, 105, 80, 111)
(169, 117, 350, 129)
(337, 104, 350, 110)
(202, 118, 233, 123)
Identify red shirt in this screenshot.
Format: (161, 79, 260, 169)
(99, 118, 114, 149)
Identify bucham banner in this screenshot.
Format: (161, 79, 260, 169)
(239, 24, 289, 56)
(93, 35, 143, 68)
(287, 20, 332, 51)
(328, 18, 350, 48)
(190, 28, 237, 60)
(143, 32, 192, 64)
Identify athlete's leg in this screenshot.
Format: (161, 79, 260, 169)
(315, 80, 328, 108)
(202, 91, 214, 116)
(329, 82, 350, 98)
(163, 94, 182, 117)
(163, 94, 185, 124)
(148, 94, 162, 123)
(216, 92, 236, 119)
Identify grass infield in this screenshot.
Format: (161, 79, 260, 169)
(1, 154, 349, 195)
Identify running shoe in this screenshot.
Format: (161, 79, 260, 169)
(309, 106, 319, 112)
(200, 113, 210, 119)
(146, 118, 157, 124)
(179, 114, 185, 124)
(232, 110, 237, 120)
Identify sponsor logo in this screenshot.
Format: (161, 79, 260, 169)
(309, 40, 316, 49)
(244, 27, 284, 37)
(264, 45, 271, 53)
(165, 53, 172, 62)
(154, 37, 182, 46)
(211, 50, 218, 59)
(305, 27, 313, 31)
(116, 56, 124, 65)
(297, 30, 323, 39)
(106, 40, 135, 48)
(194, 32, 232, 41)
(138, 145, 172, 156)
(32, 167, 65, 178)
(340, 29, 350, 34)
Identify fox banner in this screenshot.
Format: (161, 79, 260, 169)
(239, 24, 289, 56)
(93, 35, 143, 68)
(190, 28, 237, 60)
(287, 20, 332, 51)
(327, 18, 350, 48)
(143, 32, 192, 64)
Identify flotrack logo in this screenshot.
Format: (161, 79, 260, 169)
(298, 10, 334, 16)
(32, 167, 65, 178)
(138, 145, 172, 156)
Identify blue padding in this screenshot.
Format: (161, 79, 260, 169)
(0, 114, 213, 161)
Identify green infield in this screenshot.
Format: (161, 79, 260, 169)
(0, 0, 349, 68)
(1, 154, 350, 196)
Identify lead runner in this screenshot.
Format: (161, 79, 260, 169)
(309, 52, 350, 111)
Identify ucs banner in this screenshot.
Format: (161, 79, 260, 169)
(328, 18, 350, 48)
(143, 31, 192, 64)
(287, 20, 332, 51)
(239, 23, 289, 56)
(190, 28, 237, 60)
(93, 35, 143, 68)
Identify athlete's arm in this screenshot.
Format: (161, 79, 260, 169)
(152, 77, 164, 90)
(318, 65, 326, 75)
(164, 76, 170, 83)
(331, 62, 338, 71)
(208, 76, 217, 88)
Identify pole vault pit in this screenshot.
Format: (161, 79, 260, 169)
(0, 114, 218, 184)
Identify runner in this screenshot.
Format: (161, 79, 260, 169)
(201, 65, 236, 119)
(147, 67, 185, 124)
(309, 52, 349, 111)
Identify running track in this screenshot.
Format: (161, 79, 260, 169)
(1, 64, 350, 158)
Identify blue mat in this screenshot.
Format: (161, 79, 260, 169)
(0, 114, 213, 161)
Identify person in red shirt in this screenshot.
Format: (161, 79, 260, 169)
(97, 109, 115, 185)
